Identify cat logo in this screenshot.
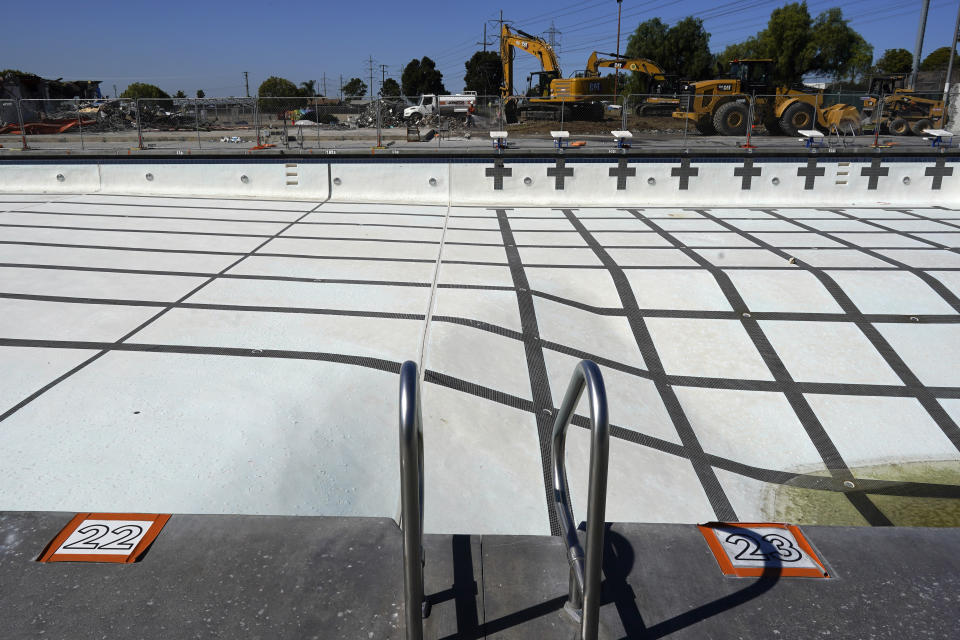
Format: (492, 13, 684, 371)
(520, 41, 529, 49)
(718, 83, 733, 91)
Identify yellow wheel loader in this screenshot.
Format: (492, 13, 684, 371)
(671, 59, 860, 136)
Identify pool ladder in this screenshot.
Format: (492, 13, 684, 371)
(398, 360, 610, 640)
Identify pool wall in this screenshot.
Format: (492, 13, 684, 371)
(1, 155, 957, 206)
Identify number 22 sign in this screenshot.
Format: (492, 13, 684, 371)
(698, 522, 830, 578)
(38, 513, 170, 563)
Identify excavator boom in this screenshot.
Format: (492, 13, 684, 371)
(500, 24, 561, 97)
(585, 52, 665, 78)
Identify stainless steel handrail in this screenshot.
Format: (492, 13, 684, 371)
(399, 360, 425, 640)
(551, 360, 610, 640)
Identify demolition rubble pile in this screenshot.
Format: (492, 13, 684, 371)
(353, 99, 479, 137)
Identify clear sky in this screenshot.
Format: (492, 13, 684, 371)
(4, 0, 959, 97)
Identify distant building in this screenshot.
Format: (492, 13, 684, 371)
(1, 72, 102, 121)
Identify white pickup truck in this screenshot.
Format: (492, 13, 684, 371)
(403, 92, 477, 120)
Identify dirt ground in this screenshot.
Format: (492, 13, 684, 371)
(506, 114, 683, 136)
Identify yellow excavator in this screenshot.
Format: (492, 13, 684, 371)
(501, 25, 666, 122)
(584, 52, 680, 116)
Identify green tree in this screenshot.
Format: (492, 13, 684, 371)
(174, 90, 187, 98)
(381, 77, 401, 97)
(120, 82, 172, 108)
(299, 80, 317, 97)
(875, 48, 913, 74)
(257, 76, 303, 111)
(623, 16, 711, 93)
(808, 7, 872, 81)
(463, 51, 503, 96)
(759, 2, 815, 85)
(402, 57, 446, 96)
(920, 46, 960, 71)
(342, 77, 367, 99)
(716, 2, 871, 85)
(196, 89, 205, 99)
(664, 17, 713, 80)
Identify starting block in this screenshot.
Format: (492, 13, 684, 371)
(551, 130, 569, 149)
(922, 129, 954, 149)
(490, 130, 508, 150)
(798, 129, 826, 149)
(612, 130, 633, 149)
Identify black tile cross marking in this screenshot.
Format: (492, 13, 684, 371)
(485, 158, 512, 190)
(671, 159, 698, 190)
(546, 158, 574, 190)
(734, 158, 761, 190)
(609, 158, 637, 190)
(670, 158, 700, 191)
(861, 157, 889, 190)
(797, 157, 825, 190)
(925, 158, 954, 190)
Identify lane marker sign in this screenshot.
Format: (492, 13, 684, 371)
(698, 522, 829, 578)
(38, 513, 171, 563)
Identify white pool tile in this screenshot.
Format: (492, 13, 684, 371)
(760, 321, 901, 384)
(526, 267, 623, 308)
(542, 350, 681, 445)
(829, 271, 956, 315)
(873, 324, 960, 386)
(534, 297, 645, 369)
(626, 269, 732, 311)
(0, 298, 159, 342)
(726, 270, 842, 313)
(676, 386, 823, 471)
(423, 384, 549, 535)
(806, 394, 960, 466)
(646, 317, 773, 380)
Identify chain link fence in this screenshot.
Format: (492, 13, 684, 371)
(0, 89, 954, 152)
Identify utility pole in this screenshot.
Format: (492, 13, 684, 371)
(367, 55, 376, 100)
(911, 0, 931, 89)
(113, 84, 119, 99)
(322, 73, 327, 98)
(614, 0, 623, 99)
(339, 74, 343, 102)
(243, 71, 250, 97)
(380, 64, 389, 95)
(944, 3, 960, 104)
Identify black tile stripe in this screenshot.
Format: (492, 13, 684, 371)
(559, 208, 737, 521)
(627, 208, 891, 526)
(495, 209, 560, 536)
(708, 208, 960, 455)
(825, 209, 960, 254)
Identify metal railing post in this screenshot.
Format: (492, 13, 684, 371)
(136, 99, 144, 150)
(76, 99, 84, 150)
(399, 360, 425, 640)
(15, 99, 28, 150)
(255, 98, 261, 147)
(196, 100, 202, 150)
(551, 360, 609, 640)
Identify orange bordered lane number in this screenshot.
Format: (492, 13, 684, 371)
(698, 522, 829, 579)
(38, 513, 171, 563)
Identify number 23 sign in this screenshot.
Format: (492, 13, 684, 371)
(698, 522, 830, 578)
(38, 513, 170, 563)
